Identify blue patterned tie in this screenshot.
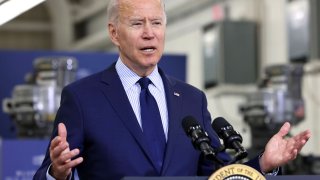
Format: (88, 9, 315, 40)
(138, 77, 166, 172)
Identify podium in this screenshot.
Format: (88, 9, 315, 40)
(267, 175, 320, 180)
(120, 163, 320, 180)
(122, 177, 207, 180)
(122, 176, 320, 180)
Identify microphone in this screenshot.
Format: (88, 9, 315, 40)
(182, 116, 224, 165)
(212, 117, 248, 162)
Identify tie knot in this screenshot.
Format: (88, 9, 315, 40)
(138, 77, 151, 89)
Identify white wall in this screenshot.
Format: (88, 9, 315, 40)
(165, 29, 203, 88)
(164, 5, 214, 88)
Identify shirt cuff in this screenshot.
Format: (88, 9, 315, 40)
(258, 153, 280, 176)
(262, 166, 280, 176)
(46, 164, 73, 180)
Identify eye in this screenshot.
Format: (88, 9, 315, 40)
(131, 21, 143, 27)
(152, 21, 162, 26)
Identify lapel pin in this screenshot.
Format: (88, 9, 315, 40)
(174, 92, 180, 97)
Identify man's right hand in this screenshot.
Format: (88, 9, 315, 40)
(49, 123, 83, 180)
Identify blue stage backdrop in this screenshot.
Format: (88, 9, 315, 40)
(0, 50, 186, 138)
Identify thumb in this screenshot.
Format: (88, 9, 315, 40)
(58, 123, 67, 141)
(277, 122, 291, 138)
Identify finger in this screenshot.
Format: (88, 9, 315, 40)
(287, 149, 298, 161)
(295, 137, 309, 152)
(293, 130, 311, 146)
(277, 122, 291, 138)
(289, 131, 310, 153)
(282, 141, 297, 161)
(63, 157, 83, 169)
(50, 149, 81, 176)
(294, 130, 311, 139)
(58, 123, 67, 141)
(59, 149, 81, 164)
(56, 157, 83, 178)
(51, 141, 70, 160)
(53, 149, 82, 175)
(300, 130, 311, 140)
(50, 136, 63, 151)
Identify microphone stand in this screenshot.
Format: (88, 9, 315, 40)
(214, 144, 248, 165)
(203, 147, 225, 166)
(229, 148, 248, 164)
(201, 145, 225, 170)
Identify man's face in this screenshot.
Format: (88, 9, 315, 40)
(109, 0, 166, 76)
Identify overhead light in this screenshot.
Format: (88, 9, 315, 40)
(0, 0, 46, 26)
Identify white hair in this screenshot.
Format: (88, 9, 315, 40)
(106, 0, 167, 25)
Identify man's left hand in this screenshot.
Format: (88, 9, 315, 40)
(259, 122, 311, 173)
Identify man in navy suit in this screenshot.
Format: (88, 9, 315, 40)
(33, 0, 311, 179)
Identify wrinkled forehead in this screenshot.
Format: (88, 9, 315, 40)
(118, 0, 164, 19)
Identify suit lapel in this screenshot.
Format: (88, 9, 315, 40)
(158, 69, 183, 175)
(99, 64, 159, 172)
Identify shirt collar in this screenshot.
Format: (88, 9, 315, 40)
(115, 57, 163, 91)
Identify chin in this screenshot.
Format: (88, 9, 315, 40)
(142, 58, 160, 65)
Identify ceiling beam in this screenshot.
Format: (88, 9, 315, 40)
(0, 21, 51, 32)
(71, 0, 109, 23)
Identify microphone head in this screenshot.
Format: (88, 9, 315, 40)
(182, 115, 199, 135)
(212, 117, 248, 161)
(212, 117, 231, 133)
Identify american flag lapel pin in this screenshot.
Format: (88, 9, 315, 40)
(174, 92, 180, 97)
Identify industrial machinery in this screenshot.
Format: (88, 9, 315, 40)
(240, 63, 305, 156)
(2, 57, 78, 138)
(240, 63, 320, 174)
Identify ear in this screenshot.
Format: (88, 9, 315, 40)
(108, 23, 120, 46)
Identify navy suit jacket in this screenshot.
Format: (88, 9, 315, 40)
(34, 63, 262, 179)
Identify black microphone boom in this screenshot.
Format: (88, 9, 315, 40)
(182, 116, 224, 165)
(212, 117, 248, 162)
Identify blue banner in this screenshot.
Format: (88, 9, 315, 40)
(0, 139, 48, 179)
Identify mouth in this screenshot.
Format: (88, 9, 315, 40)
(140, 46, 156, 53)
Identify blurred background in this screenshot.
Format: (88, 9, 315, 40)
(1, 0, 320, 178)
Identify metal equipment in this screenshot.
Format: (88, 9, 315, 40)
(2, 57, 78, 138)
(240, 63, 305, 157)
(239, 63, 320, 175)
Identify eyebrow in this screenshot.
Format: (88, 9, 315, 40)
(129, 16, 163, 21)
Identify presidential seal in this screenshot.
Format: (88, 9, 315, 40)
(209, 164, 266, 180)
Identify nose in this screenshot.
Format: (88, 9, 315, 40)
(142, 23, 155, 39)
